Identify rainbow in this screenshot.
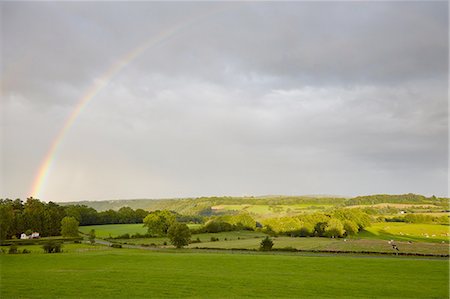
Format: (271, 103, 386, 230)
(29, 4, 240, 199)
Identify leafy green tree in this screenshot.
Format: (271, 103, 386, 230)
(42, 241, 62, 253)
(261, 217, 302, 234)
(404, 214, 434, 224)
(343, 220, 358, 236)
(314, 222, 328, 236)
(167, 223, 191, 248)
(61, 216, 79, 237)
(65, 205, 99, 225)
(143, 210, 176, 236)
(324, 218, 344, 238)
(332, 209, 371, 230)
(0, 203, 14, 240)
(297, 222, 315, 237)
(118, 207, 136, 224)
(23, 197, 46, 234)
(260, 236, 274, 251)
(43, 202, 66, 236)
(228, 213, 256, 230)
(202, 219, 234, 233)
(135, 209, 149, 222)
(88, 229, 96, 244)
(99, 209, 120, 224)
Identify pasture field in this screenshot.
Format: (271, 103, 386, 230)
(78, 223, 201, 238)
(116, 230, 266, 246)
(1, 243, 114, 254)
(78, 223, 147, 238)
(360, 222, 450, 243)
(82, 223, 449, 255)
(1, 247, 448, 298)
(188, 236, 450, 255)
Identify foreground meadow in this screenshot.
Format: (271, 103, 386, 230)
(1, 246, 448, 298)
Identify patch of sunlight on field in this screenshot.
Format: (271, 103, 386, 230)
(79, 223, 201, 238)
(271, 237, 449, 255)
(79, 224, 148, 238)
(362, 222, 450, 242)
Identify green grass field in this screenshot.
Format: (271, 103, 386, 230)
(1, 242, 114, 254)
(116, 231, 266, 246)
(188, 236, 449, 255)
(361, 222, 450, 243)
(78, 223, 201, 238)
(79, 223, 147, 238)
(1, 247, 448, 298)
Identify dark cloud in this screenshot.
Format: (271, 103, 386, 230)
(1, 1, 447, 201)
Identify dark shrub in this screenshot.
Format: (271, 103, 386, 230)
(260, 236, 274, 251)
(8, 245, 18, 254)
(42, 241, 62, 253)
(22, 249, 31, 254)
(385, 217, 405, 223)
(203, 220, 234, 233)
(116, 233, 130, 239)
(110, 243, 122, 248)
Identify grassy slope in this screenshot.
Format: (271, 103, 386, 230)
(1, 249, 448, 298)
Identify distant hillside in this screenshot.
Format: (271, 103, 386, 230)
(62, 196, 347, 213)
(61, 194, 446, 213)
(344, 194, 448, 207)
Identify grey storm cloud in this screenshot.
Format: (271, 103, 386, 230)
(1, 1, 448, 201)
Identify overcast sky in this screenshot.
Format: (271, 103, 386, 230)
(1, 1, 448, 202)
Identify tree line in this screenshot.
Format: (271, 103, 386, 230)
(261, 209, 371, 238)
(0, 198, 150, 240)
(344, 193, 445, 206)
(142, 208, 372, 239)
